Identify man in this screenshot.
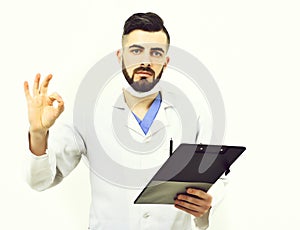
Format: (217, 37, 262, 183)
(24, 12, 225, 229)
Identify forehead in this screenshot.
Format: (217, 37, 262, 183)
(122, 29, 168, 49)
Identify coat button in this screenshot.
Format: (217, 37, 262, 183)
(143, 212, 150, 218)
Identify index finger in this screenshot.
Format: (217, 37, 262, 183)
(23, 81, 31, 101)
(186, 188, 212, 201)
(40, 74, 53, 95)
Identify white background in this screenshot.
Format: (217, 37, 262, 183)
(1, 0, 299, 229)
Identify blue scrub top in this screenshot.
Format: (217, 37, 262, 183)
(132, 93, 162, 135)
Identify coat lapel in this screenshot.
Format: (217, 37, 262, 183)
(112, 93, 174, 139)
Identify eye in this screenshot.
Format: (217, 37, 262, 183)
(130, 49, 142, 55)
(151, 51, 163, 57)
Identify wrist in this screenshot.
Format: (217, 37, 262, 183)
(28, 129, 49, 156)
(29, 128, 48, 137)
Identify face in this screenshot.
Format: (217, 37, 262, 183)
(117, 30, 170, 92)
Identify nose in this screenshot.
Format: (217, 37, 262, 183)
(140, 53, 151, 67)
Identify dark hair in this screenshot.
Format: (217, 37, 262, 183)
(123, 12, 170, 45)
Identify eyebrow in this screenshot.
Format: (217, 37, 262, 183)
(150, 47, 165, 53)
(128, 44, 165, 53)
(129, 44, 145, 49)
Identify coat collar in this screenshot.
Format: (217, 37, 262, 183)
(112, 90, 174, 138)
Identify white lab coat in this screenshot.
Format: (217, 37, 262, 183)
(25, 84, 227, 230)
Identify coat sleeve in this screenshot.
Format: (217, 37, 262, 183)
(190, 115, 228, 229)
(25, 123, 86, 191)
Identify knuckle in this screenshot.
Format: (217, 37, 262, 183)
(185, 196, 191, 202)
(178, 195, 186, 200)
(178, 200, 184, 206)
(188, 188, 195, 193)
(206, 195, 212, 203)
(203, 204, 210, 210)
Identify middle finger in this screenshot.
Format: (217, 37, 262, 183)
(33, 73, 41, 96)
(40, 74, 53, 95)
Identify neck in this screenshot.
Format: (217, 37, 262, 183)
(123, 89, 159, 119)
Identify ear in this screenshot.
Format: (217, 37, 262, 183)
(116, 49, 122, 64)
(163, 56, 170, 69)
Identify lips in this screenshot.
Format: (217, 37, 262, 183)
(133, 67, 155, 78)
(136, 71, 153, 76)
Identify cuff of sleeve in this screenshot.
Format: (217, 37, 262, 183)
(25, 148, 56, 191)
(28, 150, 49, 159)
(193, 210, 210, 230)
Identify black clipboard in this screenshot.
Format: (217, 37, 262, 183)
(134, 143, 246, 204)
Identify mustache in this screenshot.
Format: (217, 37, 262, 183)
(133, 67, 155, 76)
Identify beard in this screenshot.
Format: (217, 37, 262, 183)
(122, 60, 164, 92)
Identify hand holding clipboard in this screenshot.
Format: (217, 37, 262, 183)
(135, 143, 246, 204)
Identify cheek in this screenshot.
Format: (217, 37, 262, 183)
(123, 59, 139, 76)
(123, 54, 142, 68)
(124, 65, 135, 77)
(153, 64, 164, 75)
